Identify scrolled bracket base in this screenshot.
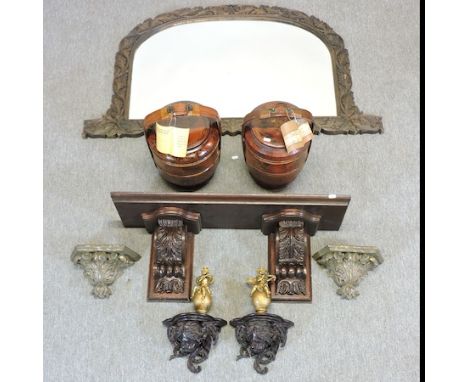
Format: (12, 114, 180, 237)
(162, 313, 227, 373)
(313, 245, 383, 299)
(230, 313, 294, 374)
(71, 244, 141, 298)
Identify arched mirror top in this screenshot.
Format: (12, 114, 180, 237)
(129, 20, 337, 119)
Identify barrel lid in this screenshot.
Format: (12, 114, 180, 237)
(251, 126, 285, 149)
(158, 116, 212, 150)
(187, 126, 210, 149)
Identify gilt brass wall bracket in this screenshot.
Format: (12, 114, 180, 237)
(71, 244, 141, 298)
(143, 207, 201, 301)
(261, 209, 320, 302)
(83, 5, 382, 138)
(313, 245, 383, 299)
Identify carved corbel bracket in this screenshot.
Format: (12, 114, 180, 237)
(230, 313, 294, 374)
(142, 207, 201, 301)
(71, 244, 141, 298)
(261, 209, 321, 302)
(313, 245, 383, 299)
(163, 313, 227, 373)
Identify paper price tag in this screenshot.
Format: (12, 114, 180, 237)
(156, 123, 173, 155)
(280, 119, 313, 153)
(283, 130, 302, 146)
(171, 126, 190, 157)
(156, 123, 190, 158)
(297, 121, 313, 143)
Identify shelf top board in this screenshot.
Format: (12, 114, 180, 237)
(111, 192, 351, 231)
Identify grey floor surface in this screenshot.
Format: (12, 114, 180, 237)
(44, 0, 420, 381)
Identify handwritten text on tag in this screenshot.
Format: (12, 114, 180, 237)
(156, 123, 190, 158)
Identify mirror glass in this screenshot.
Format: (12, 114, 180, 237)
(129, 20, 337, 119)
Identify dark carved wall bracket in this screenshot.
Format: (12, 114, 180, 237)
(83, 5, 383, 138)
(230, 313, 294, 374)
(144, 207, 201, 301)
(262, 209, 320, 302)
(163, 313, 227, 373)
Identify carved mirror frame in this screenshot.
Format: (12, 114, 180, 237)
(83, 5, 383, 138)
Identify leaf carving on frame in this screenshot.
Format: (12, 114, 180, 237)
(83, 5, 383, 138)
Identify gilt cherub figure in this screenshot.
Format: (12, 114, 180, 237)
(246, 267, 276, 313)
(191, 266, 214, 314)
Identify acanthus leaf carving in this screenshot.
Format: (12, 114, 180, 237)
(155, 225, 185, 264)
(278, 220, 305, 264)
(153, 219, 186, 294)
(274, 220, 307, 296)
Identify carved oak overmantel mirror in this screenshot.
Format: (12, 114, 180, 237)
(83, 5, 383, 138)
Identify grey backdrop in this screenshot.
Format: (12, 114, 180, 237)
(44, 0, 420, 381)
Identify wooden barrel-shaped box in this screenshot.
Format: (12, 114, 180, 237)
(144, 101, 221, 188)
(242, 101, 313, 188)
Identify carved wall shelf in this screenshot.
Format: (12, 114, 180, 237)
(71, 244, 141, 298)
(83, 5, 383, 138)
(111, 192, 350, 302)
(313, 245, 383, 299)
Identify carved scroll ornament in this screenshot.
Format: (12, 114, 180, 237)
(153, 219, 186, 294)
(276, 220, 307, 296)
